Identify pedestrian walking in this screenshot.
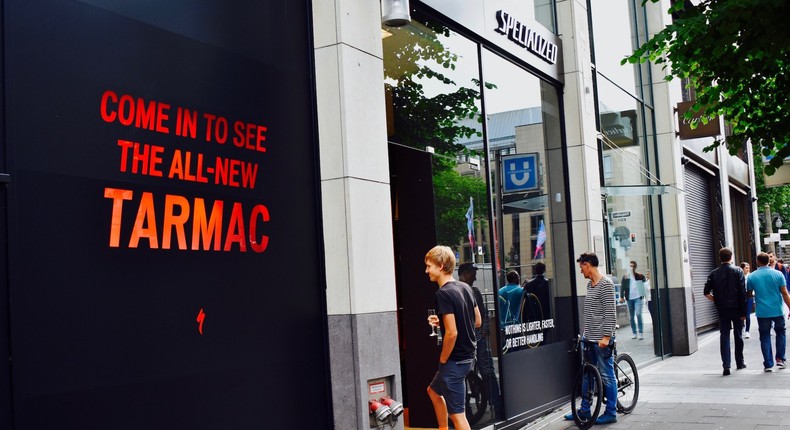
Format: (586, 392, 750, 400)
(746, 252, 790, 372)
(703, 247, 747, 375)
(620, 261, 647, 339)
(424, 246, 482, 430)
(740, 262, 753, 339)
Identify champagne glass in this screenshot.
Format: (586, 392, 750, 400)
(428, 309, 440, 337)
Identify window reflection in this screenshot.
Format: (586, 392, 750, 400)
(590, 0, 642, 99)
(480, 49, 566, 355)
(383, 19, 490, 258)
(597, 63, 660, 359)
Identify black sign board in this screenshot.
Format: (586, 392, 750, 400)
(3, 1, 330, 428)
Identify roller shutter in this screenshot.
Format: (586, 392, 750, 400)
(685, 164, 718, 330)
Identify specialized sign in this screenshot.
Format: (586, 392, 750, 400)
(3, 0, 329, 428)
(494, 10, 558, 65)
(502, 153, 539, 193)
(418, 0, 563, 82)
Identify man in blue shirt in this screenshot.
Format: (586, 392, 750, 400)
(498, 271, 523, 326)
(747, 252, 790, 372)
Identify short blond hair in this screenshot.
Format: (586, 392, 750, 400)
(425, 246, 456, 274)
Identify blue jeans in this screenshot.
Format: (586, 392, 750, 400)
(581, 343, 617, 416)
(757, 316, 786, 368)
(475, 335, 503, 413)
(627, 297, 644, 335)
(718, 307, 744, 369)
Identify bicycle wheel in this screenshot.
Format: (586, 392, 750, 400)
(615, 353, 639, 413)
(465, 370, 488, 425)
(520, 293, 544, 348)
(571, 363, 602, 430)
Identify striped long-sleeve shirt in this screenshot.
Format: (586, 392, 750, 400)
(583, 276, 617, 342)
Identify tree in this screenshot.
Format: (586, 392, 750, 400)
(384, 18, 493, 248)
(625, 0, 790, 174)
(432, 168, 489, 249)
(384, 19, 487, 157)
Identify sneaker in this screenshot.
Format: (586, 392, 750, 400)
(638, 333, 644, 339)
(564, 410, 591, 421)
(744, 331, 750, 339)
(737, 364, 747, 370)
(631, 334, 637, 339)
(723, 368, 730, 376)
(765, 367, 773, 372)
(595, 413, 617, 425)
(776, 360, 786, 368)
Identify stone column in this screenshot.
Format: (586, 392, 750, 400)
(313, 1, 402, 428)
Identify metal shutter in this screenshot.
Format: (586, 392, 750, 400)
(684, 164, 718, 330)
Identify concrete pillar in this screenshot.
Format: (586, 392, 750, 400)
(312, 1, 402, 428)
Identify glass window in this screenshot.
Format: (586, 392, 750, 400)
(597, 64, 661, 358)
(383, 19, 489, 261)
(534, 0, 557, 33)
(481, 48, 571, 357)
(590, 0, 644, 100)
(598, 78, 646, 187)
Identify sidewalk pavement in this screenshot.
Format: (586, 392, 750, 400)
(522, 328, 790, 430)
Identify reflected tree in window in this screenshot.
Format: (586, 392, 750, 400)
(384, 19, 494, 249)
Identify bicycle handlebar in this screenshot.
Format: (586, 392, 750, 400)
(568, 335, 615, 353)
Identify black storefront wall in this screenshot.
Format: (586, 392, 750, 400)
(2, 1, 331, 428)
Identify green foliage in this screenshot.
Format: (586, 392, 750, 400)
(384, 19, 485, 158)
(384, 19, 493, 248)
(432, 169, 489, 248)
(625, 0, 790, 175)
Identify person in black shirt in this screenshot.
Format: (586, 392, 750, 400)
(425, 246, 481, 430)
(458, 262, 504, 420)
(704, 247, 747, 375)
(521, 262, 553, 345)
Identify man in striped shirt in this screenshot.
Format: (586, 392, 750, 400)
(566, 252, 618, 424)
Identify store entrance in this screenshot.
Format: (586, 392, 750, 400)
(389, 143, 444, 428)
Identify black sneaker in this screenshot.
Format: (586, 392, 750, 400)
(723, 368, 730, 376)
(737, 364, 747, 370)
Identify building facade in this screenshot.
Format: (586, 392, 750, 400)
(315, 0, 757, 429)
(0, 1, 757, 429)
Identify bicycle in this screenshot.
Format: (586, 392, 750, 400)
(569, 336, 639, 429)
(569, 336, 602, 429)
(465, 360, 488, 425)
